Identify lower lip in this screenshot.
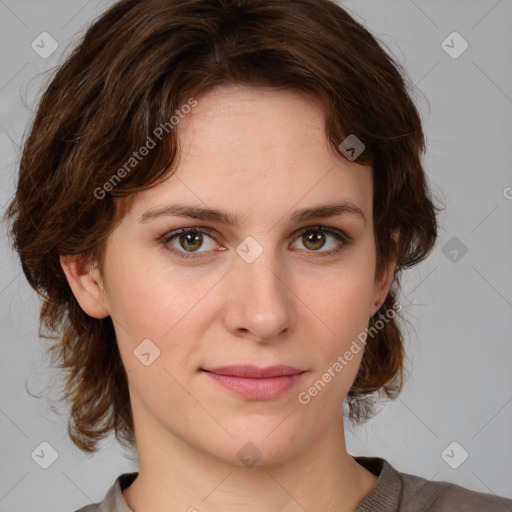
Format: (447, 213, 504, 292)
(202, 371, 306, 400)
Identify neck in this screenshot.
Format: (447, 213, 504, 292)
(122, 408, 378, 512)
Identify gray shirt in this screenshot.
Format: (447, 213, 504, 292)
(74, 456, 512, 511)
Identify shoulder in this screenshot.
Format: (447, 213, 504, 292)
(71, 472, 138, 512)
(354, 456, 512, 512)
(73, 506, 100, 512)
(398, 466, 512, 512)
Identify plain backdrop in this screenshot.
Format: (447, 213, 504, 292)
(0, 0, 511, 510)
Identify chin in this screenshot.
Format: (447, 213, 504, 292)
(208, 422, 309, 468)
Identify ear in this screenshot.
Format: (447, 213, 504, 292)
(60, 254, 109, 319)
(371, 229, 399, 315)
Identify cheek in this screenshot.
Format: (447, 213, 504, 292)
(306, 269, 374, 334)
(103, 253, 218, 375)
(298, 261, 375, 385)
(105, 254, 207, 335)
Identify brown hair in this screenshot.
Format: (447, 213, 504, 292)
(4, 0, 442, 454)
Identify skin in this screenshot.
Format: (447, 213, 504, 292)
(61, 83, 397, 512)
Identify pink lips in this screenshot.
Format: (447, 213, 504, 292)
(201, 365, 306, 400)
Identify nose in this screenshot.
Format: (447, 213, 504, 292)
(222, 247, 297, 342)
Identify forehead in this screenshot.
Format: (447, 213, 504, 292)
(182, 84, 328, 156)
(123, 84, 373, 226)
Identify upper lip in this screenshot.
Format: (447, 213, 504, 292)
(202, 365, 306, 378)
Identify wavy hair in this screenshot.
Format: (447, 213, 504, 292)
(4, 0, 443, 453)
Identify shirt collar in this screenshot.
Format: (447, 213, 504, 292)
(103, 456, 402, 512)
(353, 456, 403, 512)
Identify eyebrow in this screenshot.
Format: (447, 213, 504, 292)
(139, 200, 366, 227)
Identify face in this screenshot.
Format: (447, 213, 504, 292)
(64, 84, 396, 466)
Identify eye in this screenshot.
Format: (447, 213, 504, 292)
(159, 225, 350, 260)
(290, 226, 349, 257)
(160, 227, 219, 260)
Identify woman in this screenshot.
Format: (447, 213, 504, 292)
(5, 0, 511, 510)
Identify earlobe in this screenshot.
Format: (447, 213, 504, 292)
(60, 254, 109, 319)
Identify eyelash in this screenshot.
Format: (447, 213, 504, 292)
(159, 226, 351, 261)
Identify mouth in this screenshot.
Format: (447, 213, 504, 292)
(202, 365, 306, 378)
(200, 365, 307, 400)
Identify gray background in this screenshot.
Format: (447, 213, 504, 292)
(1, 0, 511, 510)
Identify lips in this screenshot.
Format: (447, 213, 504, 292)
(201, 365, 306, 400)
(202, 365, 305, 378)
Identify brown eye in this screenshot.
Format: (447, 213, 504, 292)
(301, 231, 327, 251)
(179, 232, 204, 252)
(291, 226, 349, 257)
(161, 227, 218, 259)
